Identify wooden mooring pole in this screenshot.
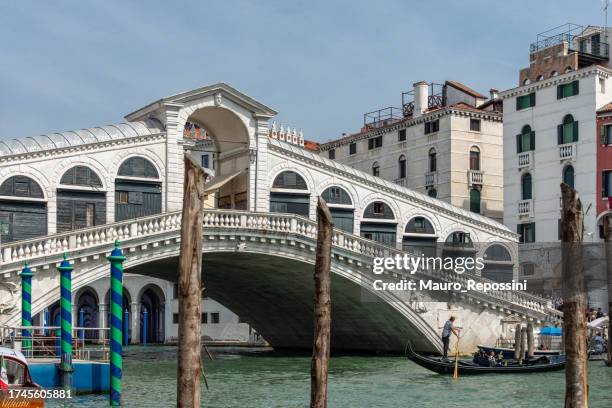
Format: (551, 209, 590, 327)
(310, 198, 333, 408)
(604, 215, 612, 367)
(177, 155, 206, 408)
(560, 183, 588, 408)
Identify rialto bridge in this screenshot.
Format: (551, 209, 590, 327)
(0, 83, 561, 353)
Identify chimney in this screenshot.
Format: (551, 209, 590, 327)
(489, 88, 499, 100)
(413, 81, 429, 117)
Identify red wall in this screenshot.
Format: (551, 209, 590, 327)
(596, 115, 612, 215)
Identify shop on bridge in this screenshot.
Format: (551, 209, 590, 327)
(270, 171, 310, 217)
(115, 157, 162, 222)
(57, 166, 106, 232)
(360, 201, 397, 246)
(320, 186, 354, 233)
(0, 175, 47, 243)
(402, 217, 437, 257)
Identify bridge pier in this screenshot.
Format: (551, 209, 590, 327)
(130, 302, 140, 345)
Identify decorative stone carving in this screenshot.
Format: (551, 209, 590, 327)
(214, 93, 222, 107)
(0, 280, 19, 315)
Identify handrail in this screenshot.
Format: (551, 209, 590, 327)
(0, 209, 560, 320)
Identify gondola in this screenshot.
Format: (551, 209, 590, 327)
(405, 342, 566, 375)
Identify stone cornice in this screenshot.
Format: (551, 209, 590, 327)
(319, 108, 502, 151)
(0, 133, 166, 165)
(499, 65, 612, 99)
(268, 141, 516, 241)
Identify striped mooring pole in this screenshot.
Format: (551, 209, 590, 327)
(108, 240, 126, 406)
(20, 261, 34, 351)
(58, 252, 74, 389)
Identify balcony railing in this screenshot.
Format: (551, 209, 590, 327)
(518, 199, 533, 216)
(518, 151, 533, 169)
(393, 178, 407, 187)
(425, 171, 437, 186)
(559, 143, 576, 161)
(468, 170, 483, 186)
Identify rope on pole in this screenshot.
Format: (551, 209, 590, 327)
(20, 261, 34, 351)
(58, 252, 74, 389)
(108, 240, 126, 406)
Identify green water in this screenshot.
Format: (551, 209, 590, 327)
(47, 346, 612, 408)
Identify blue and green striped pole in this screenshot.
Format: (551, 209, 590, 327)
(58, 253, 74, 389)
(108, 240, 126, 406)
(20, 261, 34, 352)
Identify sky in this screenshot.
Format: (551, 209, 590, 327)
(0, 0, 607, 143)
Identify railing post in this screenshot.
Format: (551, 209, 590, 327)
(20, 261, 34, 353)
(108, 240, 126, 406)
(57, 252, 74, 390)
(3, 247, 12, 263)
(290, 218, 297, 232)
(130, 222, 138, 238)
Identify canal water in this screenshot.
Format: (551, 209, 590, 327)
(47, 346, 612, 408)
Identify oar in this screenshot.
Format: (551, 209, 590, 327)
(453, 335, 460, 382)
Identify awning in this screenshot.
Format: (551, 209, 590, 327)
(588, 316, 609, 329)
(204, 169, 245, 194)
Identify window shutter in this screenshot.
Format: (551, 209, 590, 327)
(573, 121, 579, 142)
(531, 131, 536, 150)
(557, 85, 563, 99)
(573, 80, 579, 96)
(603, 171, 609, 197)
(516, 134, 521, 153)
(516, 97, 520, 111)
(557, 124, 563, 145)
(601, 125, 607, 145)
(530, 92, 536, 106)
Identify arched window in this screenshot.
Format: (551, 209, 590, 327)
(0, 176, 44, 198)
(558, 114, 578, 144)
(523, 78, 530, 86)
(536, 74, 544, 82)
(551, 70, 558, 77)
(372, 162, 380, 177)
(428, 148, 437, 172)
(563, 165, 575, 189)
(117, 157, 159, 179)
(321, 186, 351, 205)
(403, 217, 437, 257)
(60, 166, 103, 187)
(521, 173, 532, 200)
(363, 202, 394, 219)
(565, 66, 573, 73)
(398, 155, 406, 179)
(270, 171, 310, 217)
(470, 188, 481, 213)
(0, 176, 47, 243)
(57, 166, 105, 232)
(482, 244, 514, 282)
(517, 125, 535, 153)
(321, 186, 354, 233)
(361, 201, 396, 246)
(272, 171, 307, 190)
(469, 146, 480, 171)
(428, 188, 437, 198)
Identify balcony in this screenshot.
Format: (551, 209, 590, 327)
(518, 151, 533, 169)
(393, 178, 407, 187)
(518, 199, 533, 217)
(425, 171, 437, 187)
(559, 143, 576, 161)
(530, 23, 609, 62)
(468, 170, 483, 187)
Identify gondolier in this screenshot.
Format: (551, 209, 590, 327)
(441, 316, 459, 360)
